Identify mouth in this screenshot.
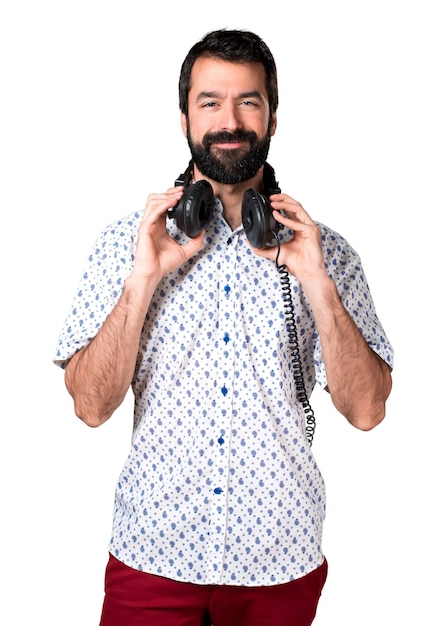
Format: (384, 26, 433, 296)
(214, 143, 244, 151)
(211, 140, 248, 151)
(205, 131, 254, 153)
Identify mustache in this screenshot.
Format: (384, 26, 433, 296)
(202, 130, 258, 148)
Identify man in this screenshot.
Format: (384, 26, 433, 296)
(54, 29, 393, 626)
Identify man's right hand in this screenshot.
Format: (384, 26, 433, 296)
(130, 186, 206, 286)
(64, 186, 205, 427)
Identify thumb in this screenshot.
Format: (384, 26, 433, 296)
(181, 230, 206, 259)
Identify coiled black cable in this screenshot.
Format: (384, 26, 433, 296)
(274, 235, 316, 446)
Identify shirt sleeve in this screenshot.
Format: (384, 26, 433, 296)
(53, 213, 140, 369)
(313, 223, 394, 389)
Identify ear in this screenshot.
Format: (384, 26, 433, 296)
(270, 113, 277, 137)
(181, 112, 188, 138)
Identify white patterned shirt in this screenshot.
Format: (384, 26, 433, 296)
(54, 197, 393, 586)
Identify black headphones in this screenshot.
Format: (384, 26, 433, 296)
(168, 161, 283, 248)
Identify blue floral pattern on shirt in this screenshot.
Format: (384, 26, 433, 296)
(54, 198, 393, 585)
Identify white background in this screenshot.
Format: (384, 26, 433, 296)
(1, 0, 442, 624)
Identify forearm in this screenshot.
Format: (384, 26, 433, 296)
(254, 197, 392, 428)
(65, 276, 156, 427)
(305, 275, 392, 430)
(63, 186, 206, 427)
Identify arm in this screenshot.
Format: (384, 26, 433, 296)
(300, 271, 392, 430)
(253, 194, 392, 430)
(65, 186, 205, 427)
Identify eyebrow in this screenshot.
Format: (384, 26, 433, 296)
(195, 90, 265, 103)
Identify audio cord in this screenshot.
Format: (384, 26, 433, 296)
(274, 235, 316, 446)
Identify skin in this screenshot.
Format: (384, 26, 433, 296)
(65, 57, 392, 430)
(182, 58, 277, 229)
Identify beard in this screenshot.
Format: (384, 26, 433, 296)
(186, 125, 272, 185)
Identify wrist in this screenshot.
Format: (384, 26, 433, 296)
(123, 272, 159, 310)
(301, 272, 338, 308)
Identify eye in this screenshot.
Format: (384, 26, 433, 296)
(239, 99, 261, 109)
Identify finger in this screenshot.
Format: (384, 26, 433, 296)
(269, 193, 303, 206)
(165, 186, 185, 198)
(145, 187, 183, 207)
(270, 199, 315, 226)
(272, 211, 318, 238)
(143, 189, 184, 222)
(181, 229, 206, 255)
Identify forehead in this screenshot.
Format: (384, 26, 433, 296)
(188, 57, 268, 100)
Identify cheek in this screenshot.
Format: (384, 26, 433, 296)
(182, 113, 207, 142)
(187, 121, 209, 145)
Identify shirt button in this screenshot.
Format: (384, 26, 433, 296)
(214, 487, 223, 495)
(221, 385, 228, 396)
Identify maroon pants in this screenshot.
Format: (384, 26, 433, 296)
(99, 554, 328, 626)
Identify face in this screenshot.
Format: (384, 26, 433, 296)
(182, 57, 277, 185)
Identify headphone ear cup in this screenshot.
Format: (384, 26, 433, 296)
(242, 189, 279, 248)
(174, 180, 214, 238)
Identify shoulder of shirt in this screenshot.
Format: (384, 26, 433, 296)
(95, 210, 144, 241)
(316, 221, 358, 252)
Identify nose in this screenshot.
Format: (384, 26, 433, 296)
(219, 103, 242, 132)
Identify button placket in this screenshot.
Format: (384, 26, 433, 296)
(206, 234, 238, 582)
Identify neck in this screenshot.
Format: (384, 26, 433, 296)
(192, 165, 265, 230)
